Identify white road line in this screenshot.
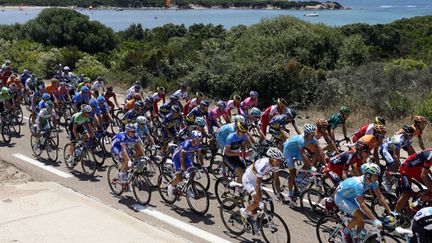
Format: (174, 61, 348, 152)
(132, 204, 232, 243)
(13, 153, 72, 178)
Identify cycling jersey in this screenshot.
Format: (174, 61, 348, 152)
(173, 89, 188, 100)
(124, 99, 136, 111)
(352, 123, 374, 142)
(226, 100, 240, 113)
(240, 97, 258, 114)
(55, 86, 68, 100)
(185, 106, 208, 124)
(91, 80, 104, 92)
(45, 84, 58, 96)
(183, 98, 200, 114)
(72, 92, 90, 106)
(216, 123, 235, 149)
(283, 135, 317, 169)
(380, 134, 412, 165)
(399, 150, 432, 189)
(224, 131, 248, 154)
(104, 90, 116, 100)
(71, 112, 91, 126)
(358, 134, 380, 151)
(36, 108, 53, 130)
(328, 113, 346, 129)
(243, 158, 278, 194)
(334, 176, 379, 216)
(126, 87, 141, 100)
(172, 139, 202, 172)
(135, 123, 150, 139)
(269, 115, 288, 130)
(151, 92, 165, 114)
(111, 132, 142, 159)
(413, 207, 432, 243)
(122, 109, 141, 125)
(161, 112, 182, 129)
(208, 107, 225, 121)
(325, 150, 360, 183)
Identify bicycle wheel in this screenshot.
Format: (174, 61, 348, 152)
(144, 159, 161, 187)
(214, 177, 235, 205)
(260, 212, 291, 243)
(17, 107, 23, 123)
(273, 170, 290, 194)
(300, 188, 327, 223)
(316, 216, 343, 243)
(80, 148, 97, 175)
(1, 123, 11, 143)
(107, 164, 124, 196)
(363, 232, 402, 243)
(219, 198, 246, 236)
(209, 153, 224, 178)
(28, 113, 34, 130)
(194, 169, 210, 191)
(261, 190, 275, 215)
(186, 181, 209, 215)
(30, 134, 42, 156)
(63, 143, 75, 170)
(92, 141, 106, 165)
(371, 192, 397, 218)
(158, 172, 176, 204)
(46, 138, 58, 162)
(100, 134, 111, 155)
(132, 174, 152, 206)
(49, 130, 60, 148)
(11, 116, 20, 136)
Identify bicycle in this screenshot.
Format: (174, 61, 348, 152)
(30, 129, 59, 162)
(107, 157, 153, 206)
(0, 115, 11, 143)
(63, 137, 97, 175)
(219, 188, 290, 242)
(158, 167, 210, 215)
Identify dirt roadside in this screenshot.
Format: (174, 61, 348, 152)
(0, 160, 31, 184)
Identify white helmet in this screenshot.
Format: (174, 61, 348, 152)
(233, 115, 245, 123)
(361, 162, 381, 175)
(136, 116, 147, 125)
(63, 66, 70, 71)
(303, 124, 317, 134)
(266, 147, 284, 160)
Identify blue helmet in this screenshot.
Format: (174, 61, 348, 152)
(81, 86, 89, 93)
(39, 101, 46, 109)
(195, 117, 206, 127)
(217, 100, 227, 109)
(89, 98, 98, 107)
(33, 91, 41, 98)
(97, 96, 105, 103)
(191, 130, 203, 139)
(135, 100, 144, 108)
(42, 93, 50, 100)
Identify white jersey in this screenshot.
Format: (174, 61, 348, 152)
(242, 158, 278, 194)
(365, 124, 374, 135)
(173, 89, 188, 100)
(91, 80, 104, 91)
(226, 100, 237, 111)
(414, 207, 432, 230)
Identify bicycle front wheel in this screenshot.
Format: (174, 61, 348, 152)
(80, 149, 97, 175)
(132, 174, 152, 206)
(219, 198, 246, 236)
(299, 188, 327, 223)
(186, 181, 209, 215)
(30, 133, 42, 156)
(107, 164, 123, 196)
(46, 138, 58, 162)
(214, 177, 234, 205)
(260, 212, 291, 243)
(316, 216, 343, 243)
(158, 172, 176, 204)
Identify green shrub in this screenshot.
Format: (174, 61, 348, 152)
(383, 91, 412, 119)
(416, 92, 432, 122)
(75, 55, 109, 80)
(35, 48, 63, 78)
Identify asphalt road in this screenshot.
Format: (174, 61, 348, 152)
(0, 109, 322, 243)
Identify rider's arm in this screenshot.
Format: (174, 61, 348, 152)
(373, 187, 392, 214)
(197, 149, 204, 166)
(342, 124, 348, 140)
(291, 121, 301, 135)
(113, 94, 120, 108)
(121, 143, 130, 163)
(418, 136, 426, 150)
(324, 132, 338, 152)
(255, 176, 263, 201)
(273, 171, 281, 194)
(421, 167, 432, 192)
(357, 195, 378, 221)
(299, 146, 314, 168)
(373, 147, 379, 163)
(72, 123, 79, 140)
(224, 145, 239, 157)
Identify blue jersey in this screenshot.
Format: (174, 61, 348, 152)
(72, 93, 90, 105)
(38, 100, 47, 110)
(269, 114, 288, 129)
(172, 139, 202, 162)
(136, 123, 150, 138)
(186, 106, 208, 123)
(162, 112, 182, 128)
(225, 131, 248, 153)
(111, 132, 141, 152)
(122, 109, 140, 124)
(216, 123, 235, 148)
(335, 176, 378, 200)
(91, 106, 101, 118)
(283, 134, 317, 155)
(99, 103, 109, 114)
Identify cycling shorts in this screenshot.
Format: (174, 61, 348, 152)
(334, 193, 359, 216)
(162, 127, 177, 142)
(379, 147, 395, 166)
(224, 156, 246, 171)
(412, 220, 432, 243)
(269, 128, 283, 140)
(285, 150, 302, 169)
(242, 175, 256, 196)
(173, 156, 193, 173)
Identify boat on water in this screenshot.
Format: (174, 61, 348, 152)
(304, 12, 319, 17)
(115, 8, 124, 11)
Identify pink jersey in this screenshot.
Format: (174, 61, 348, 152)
(208, 107, 226, 120)
(240, 97, 258, 112)
(54, 85, 68, 98)
(226, 100, 240, 112)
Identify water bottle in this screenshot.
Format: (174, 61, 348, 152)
(75, 147, 82, 158)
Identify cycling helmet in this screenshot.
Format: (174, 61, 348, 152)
(171, 105, 181, 113)
(361, 162, 381, 176)
(200, 100, 210, 108)
(157, 86, 165, 92)
(89, 98, 98, 107)
(277, 98, 287, 106)
(33, 91, 41, 98)
(39, 102, 46, 109)
(136, 116, 147, 125)
(414, 115, 428, 124)
(402, 125, 415, 134)
(191, 130, 203, 140)
(169, 95, 179, 102)
(134, 80, 141, 85)
(236, 121, 249, 132)
(145, 96, 154, 104)
(81, 86, 89, 93)
(195, 117, 206, 127)
(250, 91, 259, 98)
(125, 123, 136, 132)
(135, 100, 144, 108)
(316, 118, 329, 127)
(233, 95, 241, 102)
(1, 87, 8, 94)
(63, 66, 70, 71)
(266, 147, 284, 160)
(23, 69, 29, 74)
(195, 91, 204, 98)
(81, 104, 92, 113)
(134, 84, 141, 90)
(286, 108, 297, 119)
(4, 60, 12, 66)
(217, 100, 227, 109)
(233, 115, 245, 123)
(373, 124, 386, 134)
(340, 106, 351, 115)
(42, 93, 51, 100)
(375, 116, 386, 126)
(304, 124, 317, 134)
(107, 85, 113, 91)
(251, 107, 262, 118)
(97, 96, 105, 103)
(46, 101, 54, 108)
(355, 141, 370, 153)
(96, 76, 104, 81)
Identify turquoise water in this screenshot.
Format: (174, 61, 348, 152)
(0, 0, 431, 30)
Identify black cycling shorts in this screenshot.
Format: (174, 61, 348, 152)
(224, 155, 246, 171)
(412, 220, 432, 243)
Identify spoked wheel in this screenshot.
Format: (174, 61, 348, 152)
(92, 142, 106, 165)
(48, 130, 60, 148)
(219, 198, 246, 236)
(194, 168, 211, 191)
(316, 216, 342, 243)
(273, 170, 290, 195)
(209, 153, 224, 178)
(63, 143, 75, 170)
(132, 174, 152, 206)
(100, 134, 111, 155)
(80, 149, 97, 176)
(300, 188, 327, 223)
(144, 160, 161, 187)
(107, 164, 124, 196)
(30, 133, 42, 157)
(28, 114, 34, 130)
(186, 181, 209, 215)
(260, 212, 291, 243)
(1, 123, 11, 143)
(46, 138, 59, 162)
(371, 192, 397, 218)
(214, 177, 235, 205)
(16, 107, 23, 123)
(158, 172, 176, 204)
(110, 117, 121, 135)
(10, 116, 21, 136)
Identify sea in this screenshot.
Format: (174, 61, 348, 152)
(0, 0, 431, 31)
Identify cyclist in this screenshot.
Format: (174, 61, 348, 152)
(111, 124, 144, 183)
(0, 60, 12, 85)
(134, 116, 154, 145)
(121, 100, 145, 128)
(283, 124, 319, 202)
(240, 91, 259, 115)
(124, 93, 142, 112)
(357, 124, 386, 163)
(72, 86, 91, 112)
(65, 105, 95, 166)
(334, 163, 394, 242)
(240, 147, 284, 233)
(160, 105, 183, 155)
(151, 86, 166, 114)
(96, 96, 112, 128)
(224, 121, 251, 183)
(125, 81, 144, 101)
(397, 116, 428, 154)
(54, 82, 71, 104)
(247, 107, 266, 143)
(185, 100, 209, 126)
(89, 98, 101, 130)
(183, 91, 204, 115)
(352, 116, 386, 142)
(224, 94, 242, 123)
(315, 118, 338, 153)
(29, 91, 41, 123)
(158, 95, 180, 118)
(178, 117, 207, 142)
(216, 115, 244, 150)
(38, 93, 51, 111)
(394, 149, 432, 213)
(328, 106, 351, 144)
(0, 87, 12, 123)
(90, 76, 105, 98)
(167, 130, 204, 199)
(20, 69, 30, 88)
(45, 78, 59, 100)
(32, 101, 56, 145)
(172, 84, 188, 106)
(104, 85, 120, 112)
(260, 98, 288, 135)
(207, 100, 228, 134)
(324, 142, 370, 185)
(412, 206, 432, 243)
(268, 109, 301, 150)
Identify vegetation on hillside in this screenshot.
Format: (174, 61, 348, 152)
(1, 8, 432, 121)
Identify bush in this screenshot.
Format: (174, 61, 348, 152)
(416, 92, 432, 122)
(35, 48, 63, 78)
(383, 91, 412, 120)
(74, 55, 109, 80)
